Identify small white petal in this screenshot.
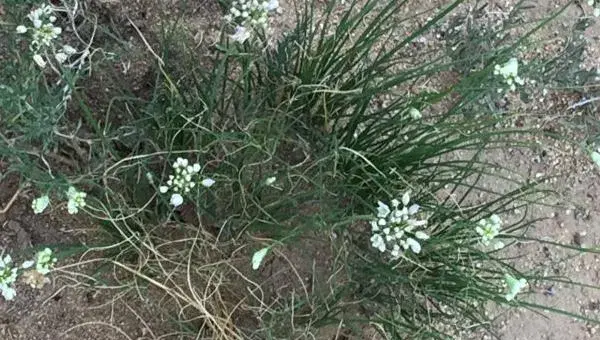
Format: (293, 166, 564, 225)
(265, 177, 276, 185)
(62, 45, 77, 55)
(230, 25, 251, 43)
(22, 260, 35, 269)
(265, 0, 279, 10)
(409, 107, 422, 120)
(252, 247, 270, 270)
(193, 163, 201, 172)
(55, 52, 68, 64)
(406, 238, 421, 254)
(370, 220, 379, 231)
(391, 199, 400, 208)
(401, 191, 410, 206)
(16, 25, 28, 34)
(407, 204, 420, 215)
(170, 193, 184, 207)
(408, 219, 427, 227)
(415, 231, 429, 240)
(376, 201, 390, 218)
(33, 54, 46, 68)
(159, 186, 169, 193)
(494, 241, 505, 250)
(201, 178, 215, 187)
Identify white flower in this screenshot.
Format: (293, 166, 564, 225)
(66, 186, 87, 214)
(377, 201, 391, 218)
(407, 204, 420, 215)
(201, 178, 215, 188)
(159, 186, 169, 193)
(230, 26, 251, 43)
(170, 193, 184, 207)
(409, 107, 422, 120)
(0, 285, 16, 301)
(591, 151, 600, 169)
(494, 58, 525, 91)
(494, 58, 518, 78)
(33, 54, 46, 68)
(34, 248, 57, 275)
(415, 231, 429, 240)
(405, 237, 421, 253)
(369, 193, 429, 257)
(265, 176, 277, 185)
(31, 195, 50, 214)
(16, 25, 28, 34)
(401, 191, 410, 206)
(22, 260, 35, 269)
(595, 8, 600, 17)
(265, 0, 279, 10)
(251, 247, 270, 270)
(494, 241, 505, 250)
(62, 45, 77, 55)
(390, 244, 401, 258)
(476, 214, 502, 246)
(370, 220, 379, 232)
(504, 274, 527, 301)
(0, 255, 18, 301)
(370, 234, 386, 252)
(55, 52, 68, 64)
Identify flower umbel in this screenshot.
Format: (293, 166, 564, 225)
(494, 57, 525, 92)
(66, 186, 87, 214)
(0, 255, 18, 301)
(34, 248, 57, 275)
(225, 0, 279, 42)
(476, 214, 504, 249)
(31, 195, 50, 214)
(159, 158, 215, 207)
(369, 191, 429, 258)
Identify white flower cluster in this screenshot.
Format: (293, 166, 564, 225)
(15, 5, 77, 69)
(31, 186, 87, 215)
(475, 214, 504, 250)
(66, 186, 87, 214)
(0, 248, 58, 301)
(159, 157, 215, 207)
(494, 57, 524, 92)
(369, 192, 430, 258)
(224, 0, 279, 43)
(588, 0, 600, 17)
(0, 255, 18, 300)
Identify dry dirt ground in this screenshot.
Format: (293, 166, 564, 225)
(1, 0, 600, 339)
